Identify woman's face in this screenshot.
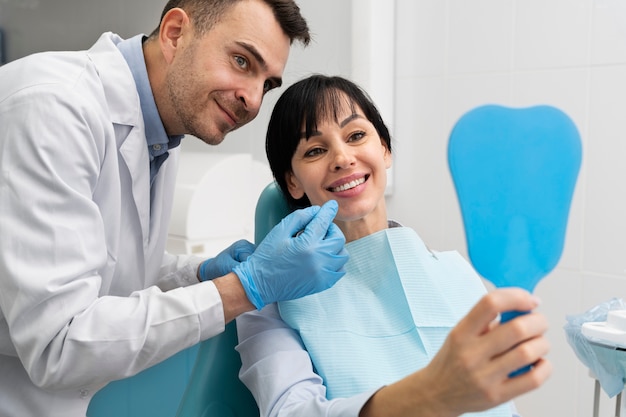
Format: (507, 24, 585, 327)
(286, 100, 391, 225)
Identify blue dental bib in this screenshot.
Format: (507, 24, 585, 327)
(278, 226, 511, 416)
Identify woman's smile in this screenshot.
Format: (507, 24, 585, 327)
(327, 175, 369, 193)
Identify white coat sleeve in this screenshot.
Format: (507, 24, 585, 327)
(0, 77, 224, 391)
(236, 304, 378, 417)
(157, 253, 204, 291)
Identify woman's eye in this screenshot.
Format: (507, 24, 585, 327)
(263, 80, 273, 93)
(234, 55, 248, 69)
(304, 147, 325, 158)
(348, 131, 366, 142)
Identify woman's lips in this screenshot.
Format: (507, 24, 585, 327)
(328, 175, 369, 192)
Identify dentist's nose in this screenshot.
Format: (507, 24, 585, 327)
(236, 82, 263, 115)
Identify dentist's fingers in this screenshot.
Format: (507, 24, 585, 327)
(299, 200, 339, 239)
(276, 205, 322, 237)
(229, 239, 256, 262)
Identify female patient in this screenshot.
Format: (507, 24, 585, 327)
(236, 75, 551, 417)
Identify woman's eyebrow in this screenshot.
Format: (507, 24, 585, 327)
(339, 113, 363, 127)
(299, 113, 364, 138)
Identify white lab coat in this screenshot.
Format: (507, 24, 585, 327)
(0, 33, 225, 416)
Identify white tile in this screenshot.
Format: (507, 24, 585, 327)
(514, 0, 592, 70)
(583, 66, 626, 276)
(441, 166, 468, 255)
(395, 0, 447, 78)
(581, 273, 626, 308)
(447, 0, 515, 75)
(591, 0, 626, 65)
(445, 73, 512, 128)
(288, 0, 352, 78)
(560, 173, 586, 271)
(510, 69, 589, 115)
(388, 76, 448, 249)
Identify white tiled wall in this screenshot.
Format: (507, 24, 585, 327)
(388, 1, 626, 416)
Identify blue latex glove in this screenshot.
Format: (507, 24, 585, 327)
(233, 200, 349, 309)
(198, 239, 255, 281)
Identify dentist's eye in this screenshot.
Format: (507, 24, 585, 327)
(234, 55, 248, 69)
(263, 80, 276, 94)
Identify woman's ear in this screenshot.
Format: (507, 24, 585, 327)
(159, 8, 191, 64)
(285, 171, 305, 200)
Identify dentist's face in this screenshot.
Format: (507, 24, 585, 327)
(286, 100, 391, 224)
(164, 0, 290, 144)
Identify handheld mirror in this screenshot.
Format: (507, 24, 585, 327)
(448, 104, 581, 359)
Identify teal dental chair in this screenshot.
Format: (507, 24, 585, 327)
(175, 182, 292, 417)
(87, 182, 291, 417)
(87, 338, 199, 416)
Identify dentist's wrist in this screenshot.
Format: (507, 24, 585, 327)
(212, 272, 256, 322)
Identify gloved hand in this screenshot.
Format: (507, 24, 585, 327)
(198, 239, 255, 281)
(233, 200, 349, 309)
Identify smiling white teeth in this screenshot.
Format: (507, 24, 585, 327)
(330, 177, 365, 192)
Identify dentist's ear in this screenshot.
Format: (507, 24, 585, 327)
(159, 8, 191, 64)
(285, 171, 305, 199)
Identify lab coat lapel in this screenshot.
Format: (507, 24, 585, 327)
(118, 131, 151, 245)
(87, 32, 151, 244)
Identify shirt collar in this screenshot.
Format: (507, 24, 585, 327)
(116, 34, 183, 150)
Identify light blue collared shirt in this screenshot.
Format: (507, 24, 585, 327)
(116, 34, 183, 184)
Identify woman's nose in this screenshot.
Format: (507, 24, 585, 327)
(332, 148, 356, 170)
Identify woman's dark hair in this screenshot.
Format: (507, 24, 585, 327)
(149, 0, 310, 45)
(266, 74, 392, 209)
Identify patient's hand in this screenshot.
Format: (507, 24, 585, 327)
(360, 288, 552, 417)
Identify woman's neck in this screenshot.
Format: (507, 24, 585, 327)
(336, 208, 389, 243)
